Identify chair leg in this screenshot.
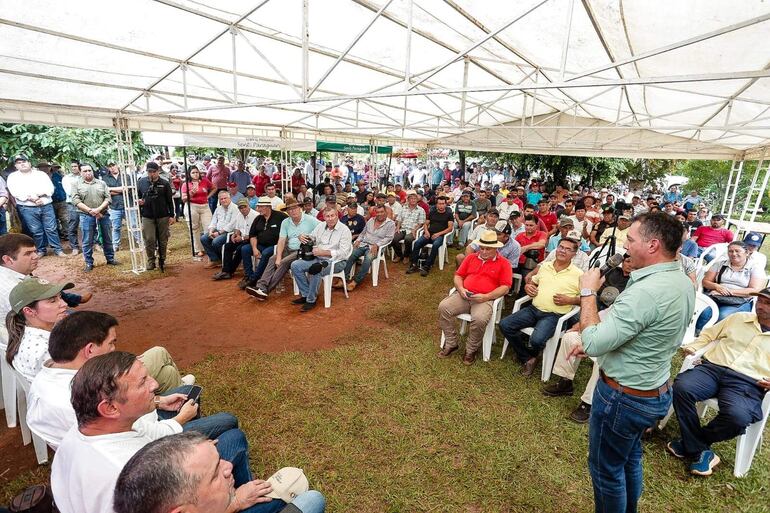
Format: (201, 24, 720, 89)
(500, 339, 509, 360)
(292, 274, 299, 296)
(372, 258, 379, 287)
(540, 336, 559, 382)
(438, 246, 445, 270)
(440, 331, 446, 349)
(383, 258, 388, 279)
(459, 320, 467, 336)
(323, 275, 332, 308)
(32, 433, 48, 465)
(734, 420, 766, 477)
(482, 320, 495, 362)
(342, 274, 349, 299)
(1, 358, 17, 428)
(17, 385, 30, 446)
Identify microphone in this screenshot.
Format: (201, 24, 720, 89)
(598, 253, 625, 275)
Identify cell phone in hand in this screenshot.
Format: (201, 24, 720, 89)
(466, 292, 475, 297)
(186, 385, 203, 404)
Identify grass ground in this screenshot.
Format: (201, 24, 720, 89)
(1, 228, 769, 512)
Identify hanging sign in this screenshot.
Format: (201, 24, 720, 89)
(316, 141, 393, 154)
(142, 132, 316, 151)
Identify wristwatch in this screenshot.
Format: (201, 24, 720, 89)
(580, 288, 596, 298)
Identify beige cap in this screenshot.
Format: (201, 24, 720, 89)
(265, 467, 309, 503)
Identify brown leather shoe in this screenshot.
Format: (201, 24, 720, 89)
(462, 352, 476, 366)
(437, 346, 459, 358)
(79, 292, 93, 304)
(204, 261, 219, 269)
(521, 357, 538, 377)
(347, 280, 357, 291)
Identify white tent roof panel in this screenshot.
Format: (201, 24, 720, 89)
(1, 0, 769, 159)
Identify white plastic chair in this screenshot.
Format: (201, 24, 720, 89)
(10, 368, 48, 465)
(680, 293, 719, 346)
(422, 230, 450, 271)
(439, 288, 505, 361)
(501, 296, 580, 382)
(659, 341, 770, 477)
(695, 242, 729, 282)
(1, 340, 17, 428)
(350, 242, 391, 286)
(292, 259, 348, 308)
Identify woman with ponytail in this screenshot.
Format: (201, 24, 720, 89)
(5, 277, 70, 382)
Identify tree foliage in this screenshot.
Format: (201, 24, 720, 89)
(0, 123, 153, 169)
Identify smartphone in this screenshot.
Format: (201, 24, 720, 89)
(466, 292, 475, 297)
(186, 385, 203, 404)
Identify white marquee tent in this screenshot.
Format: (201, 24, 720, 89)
(1, 0, 770, 161)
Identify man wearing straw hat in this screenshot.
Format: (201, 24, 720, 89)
(437, 229, 513, 365)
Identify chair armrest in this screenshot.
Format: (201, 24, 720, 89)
(554, 306, 580, 333)
(680, 340, 718, 373)
(512, 295, 532, 313)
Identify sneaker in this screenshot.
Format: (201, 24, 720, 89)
(83, 265, 93, 273)
(666, 439, 686, 459)
(181, 374, 196, 386)
(237, 277, 251, 290)
(146, 260, 156, 271)
(70, 249, 80, 256)
(542, 378, 574, 397)
(568, 402, 592, 424)
(246, 286, 268, 300)
(300, 301, 317, 312)
(36, 251, 46, 258)
(55, 252, 67, 258)
(690, 450, 720, 476)
(106, 259, 120, 266)
(291, 297, 307, 305)
(405, 265, 418, 274)
(212, 272, 232, 281)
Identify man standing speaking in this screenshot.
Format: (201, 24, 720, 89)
(570, 212, 694, 512)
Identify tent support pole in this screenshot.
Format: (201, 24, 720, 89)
(182, 147, 195, 257)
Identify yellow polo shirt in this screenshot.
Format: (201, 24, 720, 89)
(531, 260, 582, 314)
(684, 312, 770, 381)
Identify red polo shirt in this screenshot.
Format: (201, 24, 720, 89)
(536, 211, 558, 232)
(515, 230, 547, 264)
(693, 225, 734, 248)
(456, 252, 513, 294)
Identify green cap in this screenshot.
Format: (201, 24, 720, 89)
(9, 277, 74, 314)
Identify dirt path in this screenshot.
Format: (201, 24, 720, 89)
(1, 254, 399, 489)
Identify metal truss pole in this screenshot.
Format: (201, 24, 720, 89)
(736, 150, 769, 236)
(113, 117, 147, 274)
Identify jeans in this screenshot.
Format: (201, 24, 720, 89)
(247, 244, 275, 281)
(201, 232, 229, 262)
(222, 240, 250, 274)
(80, 213, 115, 266)
(410, 234, 445, 270)
(0, 207, 6, 236)
(681, 239, 699, 258)
(589, 378, 671, 513)
(67, 204, 80, 250)
(672, 360, 764, 457)
(109, 208, 139, 251)
(290, 258, 345, 304)
(344, 245, 375, 284)
(695, 300, 753, 330)
(17, 204, 62, 254)
(499, 305, 560, 363)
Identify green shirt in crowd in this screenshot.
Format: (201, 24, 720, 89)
(582, 261, 694, 390)
(71, 178, 111, 210)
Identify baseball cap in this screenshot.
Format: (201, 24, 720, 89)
(711, 213, 724, 220)
(13, 154, 29, 162)
(236, 199, 249, 208)
(303, 197, 313, 204)
(346, 192, 356, 198)
(9, 277, 74, 314)
(494, 220, 512, 235)
(743, 232, 762, 246)
(558, 217, 574, 228)
(36, 161, 50, 168)
(751, 287, 770, 301)
(618, 214, 632, 221)
(246, 184, 256, 189)
(325, 195, 336, 203)
(563, 230, 582, 244)
(602, 207, 614, 214)
(146, 162, 160, 171)
(266, 467, 309, 503)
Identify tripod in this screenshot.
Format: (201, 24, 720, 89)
(589, 223, 618, 268)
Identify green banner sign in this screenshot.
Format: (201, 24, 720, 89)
(316, 141, 392, 154)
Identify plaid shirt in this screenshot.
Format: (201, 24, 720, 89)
(397, 205, 426, 232)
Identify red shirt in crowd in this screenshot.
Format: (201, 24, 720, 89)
(693, 225, 734, 248)
(207, 164, 231, 190)
(396, 190, 407, 203)
(536, 211, 558, 232)
(252, 173, 270, 196)
(181, 177, 214, 205)
(456, 252, 513, 295)
(418, 200, 429, 215)
(515, 230, 547, 265)
(291, 175, 305, 192)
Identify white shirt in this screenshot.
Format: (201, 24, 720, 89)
(470, 223, 499, 242)
(310, 220, 353, 262)
(491, 173, 505, 186)
(208, 202, 239, 232)
(266, 195, 283, 209)
(13, 327, 51, 383)
(51, 412, 180, 513)
(233, 209, 258, 236)
(568, 216, 589, 239)
(388, 201, 402, 218)
(61, 174, 81, 203)
(497, 202, 520, 221)
(7, 169, 55, 206)
(748, 251, 768, 274)
(28, 363, 182, 449)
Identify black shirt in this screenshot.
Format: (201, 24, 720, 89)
(593, 220, 616, 241)
(340, 214, 366, 236)
(684, 219, 702, 236)
(427, 206, 453, 234)
(137, 177, 174, 219)
(248, 210, 288, 247)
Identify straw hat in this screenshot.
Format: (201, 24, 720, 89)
(474, 230, 503, 248)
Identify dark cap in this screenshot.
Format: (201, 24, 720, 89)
(751, 287, 770, 301)
(36, 161, 50, 168)
(303, 197, 313, 204)
(13, 153, 29, 162)
(487, 208, 499, 217)
(602, 207, 614, 214)
(325, 195, 336, 203)
(711, 213, 724, 220)
(146, 162, 160, 171)
(743, 232, 762, 246)
(375, 192, 387, 199)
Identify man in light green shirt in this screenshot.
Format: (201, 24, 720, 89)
(569, 212, 694, 513)
(71, 164, 117, 271)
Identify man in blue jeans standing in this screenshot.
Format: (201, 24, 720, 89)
(406, 195, 454, 277)
(6, 154, 66, 257)
(568, 213, 694, 513)
(290, 207, 352, 312)
(71, 164, 118, 272)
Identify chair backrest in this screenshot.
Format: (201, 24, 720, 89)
(696, 257, 721, 293)
(681, 293, 719, 346)
(695, 242, 729, 278)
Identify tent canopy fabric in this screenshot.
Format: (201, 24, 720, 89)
(1, 0, 770, 159)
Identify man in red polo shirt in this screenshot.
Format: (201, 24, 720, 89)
(691, 214, 734, 254)
(437, 229, 513, 365)
(515, 214, 548, 270)
(535, 199, 558, 235)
